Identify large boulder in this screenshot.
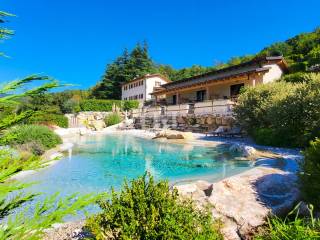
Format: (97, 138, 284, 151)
(154, 130, 194, 140)
(175, 167, 300, 240)
(89, 120, 106, 131)
(229, 143, 257, 158)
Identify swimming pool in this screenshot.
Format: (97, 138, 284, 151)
(22, 134, 255, 198)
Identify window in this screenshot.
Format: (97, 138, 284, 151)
(155, 81, 161, 87)
(230, 83, 244, 97)
(196, 90, 206, 102)
(141, 94, 143, 99)
(140, 80, 143, 85)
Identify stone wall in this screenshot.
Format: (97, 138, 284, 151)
(134, 114, 236, 132)
(65, 111, 116, 131)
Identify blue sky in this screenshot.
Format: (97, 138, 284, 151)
(0, 0, 319, 89)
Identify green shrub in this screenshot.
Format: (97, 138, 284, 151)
(80, 99, 118, 111)
(0, 125, 62, 154)
(123, 100, 139, 110)
(86, 174, 222, 240)
(104, 113, 121, 126)
(235, 73, 320, 147)
(288, 61, 308, 72)
(300, 138, 320, 209)
(26, 111, 68, 128)
(281, 72, 309, 83)
(79, 99, 139, 112)
(61, 99, 80, 114)
(255, 204, 320, 240)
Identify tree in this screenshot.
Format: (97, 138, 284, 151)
(91, 42, 157, 99)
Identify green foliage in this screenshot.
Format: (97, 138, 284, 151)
(258, 27, 320, 72)
(235, 73, 320, 147)
(0, 125, 62, 154)
(123, 100, 139, 110)
(1, 193, 99, 240)
(61, 99, 80, 113)
(80, 99, 138, 112)
(86, 174, 222, 240)
(91, 42, 157, 99)
(25, 111, 68, 128)
(255, 204, 320, 240)
(281, 72, 310, 83)
(80, 99, 119, 111)
(0, 149, 101, 240)
(300, 138, 320, 209)
(0, 11, 15, 57)
(104, 113, 121, 126)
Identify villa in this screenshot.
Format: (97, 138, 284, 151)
(130, 56, 288, 117)
(121, 73, 170, 105)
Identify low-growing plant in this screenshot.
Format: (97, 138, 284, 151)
(255, 204, 320, 240)
(86, 174, 223, 240)
(25, 111, 68, 128)
(104, 113, 122, 126)
(0, 125, 62, 154)
(300, 138, 320, 209)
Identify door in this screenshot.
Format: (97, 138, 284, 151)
(172, 95, 177, 105)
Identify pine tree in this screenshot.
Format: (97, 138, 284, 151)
(91, 42, 157, 99)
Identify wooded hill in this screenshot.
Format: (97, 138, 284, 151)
(91, 27, 320, 99)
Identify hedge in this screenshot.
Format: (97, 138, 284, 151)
(79, 99, 139, 112)
(26, 112, 69, 128)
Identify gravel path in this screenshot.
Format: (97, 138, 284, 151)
(43, 221, 93, 240)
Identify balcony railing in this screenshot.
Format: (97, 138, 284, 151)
(132, 99, 235, 118)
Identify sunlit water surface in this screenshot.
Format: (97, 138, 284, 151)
(22, 134, 256, 196)
(19, 134, 268, 219)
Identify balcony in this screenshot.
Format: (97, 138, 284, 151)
(132, 99, 235, 118)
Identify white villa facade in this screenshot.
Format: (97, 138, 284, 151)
(121, 74, 170, 104)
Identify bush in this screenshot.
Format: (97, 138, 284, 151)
(235, 73, 320, 147)
(300, 138, 320, 209)
(104, 113, 121, 126)
(255, 204, 320, 240)
(61, 99, 80, 114)
(123, 100, 139, 110)
(86, 174, 222, 240)
(26, 111, 68, 128)
(281, 72, 309, 83)
(79, 99, 139, 112)
(0, 125, 62, 154)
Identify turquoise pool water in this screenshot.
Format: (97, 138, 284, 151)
(22, 134, 254, 198)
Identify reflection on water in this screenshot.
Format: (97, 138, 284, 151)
(22, 134, 264, 199)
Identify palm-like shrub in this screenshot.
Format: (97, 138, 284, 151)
(86, 174, 222, 240)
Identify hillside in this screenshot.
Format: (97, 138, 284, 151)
(91, 27, 320, 99)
